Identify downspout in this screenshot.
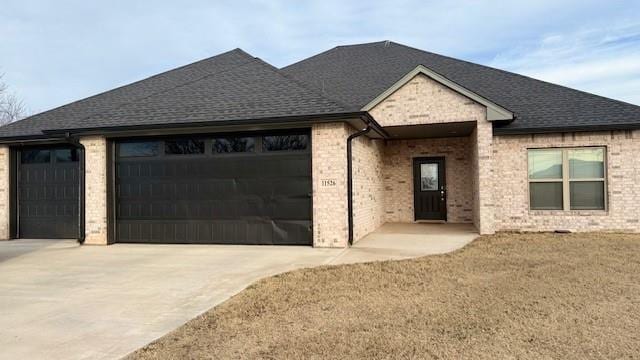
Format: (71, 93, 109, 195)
(347, 124, 371, 246)
(64, 132, 86, 244)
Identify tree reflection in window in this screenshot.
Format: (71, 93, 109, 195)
(165, 139, 205, 155)
(213, 137, 255, 153)
(262, 134, 308, 151)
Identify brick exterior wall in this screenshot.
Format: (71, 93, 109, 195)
(383, 137, 473, 224)
(493, 130, 640, 232)
(0, 145, 9, 240)
(471, 119, 495, 234)
(352, 135, 386, 242)
(369, 73, 485, 127)
(81, 136, 109, 245)
(311, 122, 350, 247)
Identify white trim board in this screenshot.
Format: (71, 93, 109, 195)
(361, 65, 514, 121)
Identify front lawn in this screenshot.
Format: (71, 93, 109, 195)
(129, 233, 640, 359)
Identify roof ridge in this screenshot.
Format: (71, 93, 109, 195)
(281, 46, 340, 71)
(81, 57, 262, 122)
(19, 48, 254, 123)
(389, 41, 640, 109)
(260, 58, 351, 111)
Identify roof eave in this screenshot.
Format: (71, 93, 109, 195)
(35, 111, 373, 139)
(494, 122, 640, 135)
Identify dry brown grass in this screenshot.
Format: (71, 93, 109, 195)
(129, 233, 640, 359)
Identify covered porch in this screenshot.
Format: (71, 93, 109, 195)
(351, 120, 494, 245)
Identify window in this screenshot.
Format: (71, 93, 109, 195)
(528, 149, 563, 209)
(119, 142, 160, 157)
(55, 148, 79, 162)
(568, 148, 605, 210)
(528, 147, 605, 210)
(21, 149, 51, 164)
(213, 137, 255, 153)
(420, 163, 438, 191)
(262, 134, 308, 152)
(165, 139, 205, 155)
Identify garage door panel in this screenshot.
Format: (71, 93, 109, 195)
(115, 132, 311, 245)
(17, 146, 80, 239)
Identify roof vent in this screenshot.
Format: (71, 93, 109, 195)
(384, 40, 390, 47)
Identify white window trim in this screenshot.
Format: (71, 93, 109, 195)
(527, 146, 607, 211)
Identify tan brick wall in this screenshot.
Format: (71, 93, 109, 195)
(493, 130, 640, 232)
(311, 122, 350, 247)
(471, 119, 495, 234)
(0, 145, 9, 240)
(383, 137, 473, 223)
(369, 73, 485, 127)
(352, 135, 386, 242)
(80, 136, 109, 245)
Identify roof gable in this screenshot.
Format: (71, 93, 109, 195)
(362, 65, 513, 121)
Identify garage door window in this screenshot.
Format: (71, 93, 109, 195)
(213, 137, 255, 153)
(21, 149, 51, 164)
(119, 142, 160, 157)
(165, 139, 205, 155)
(263, 134, 309, 152)
(55, 148, 79, 162)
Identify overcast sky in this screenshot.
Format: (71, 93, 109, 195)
(2, 1, 640, 115)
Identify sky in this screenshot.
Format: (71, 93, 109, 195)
(1, 1, 640, 115)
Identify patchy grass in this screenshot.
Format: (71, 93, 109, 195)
(129, 233, 640, 359)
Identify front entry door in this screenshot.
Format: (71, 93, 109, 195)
(413, 157, 446, 221)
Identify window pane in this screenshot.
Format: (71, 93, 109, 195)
(55, 148, 79, 162)
(119, 142, 160, 157)
(21, 149, 51, 164)
(530, 182, 563, 210)
(165, 139, 205, 155)
(213, 137, 255, 153)
(263, 134, 308, 151)
(569, 148, 604, 179)
(420, 163, 438, 191)
(570, 181, 605, 210)
(528, 149, 562, 179)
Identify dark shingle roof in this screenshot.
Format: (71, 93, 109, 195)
(0, 49, 348, 138)
(281, 41, 640, 134)
(3, 41, 639, 139)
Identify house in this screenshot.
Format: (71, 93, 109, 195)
(1, 41, 639, 247)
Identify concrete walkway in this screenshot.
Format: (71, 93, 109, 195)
(0, 223, 477, 360)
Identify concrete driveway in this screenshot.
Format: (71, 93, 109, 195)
(0, 223, 476, 360)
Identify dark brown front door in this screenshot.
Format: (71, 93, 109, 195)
(413, 157, 446, 221)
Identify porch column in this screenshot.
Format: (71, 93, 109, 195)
(0, 145, 10, 240)
(311, 122, 350, 247)
(81, 136, 109, 245)
(473, 120, 495, 235)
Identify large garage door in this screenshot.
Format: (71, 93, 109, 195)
(17, 146, 80, 239)
(115, 131, 312, 245)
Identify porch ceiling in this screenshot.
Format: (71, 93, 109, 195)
(382, 121, 475, 139)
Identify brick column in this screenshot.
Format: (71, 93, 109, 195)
(80, 136, 109, 245)
(311, 122, 350, 247)
(473, 119, 495, 235)
(0, 145, 10, 240)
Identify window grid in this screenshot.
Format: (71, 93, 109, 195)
(528, 147, 606, 211)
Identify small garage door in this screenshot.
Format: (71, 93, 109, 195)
(17, 146, 80, 239)
(115, 131, 312, 245)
